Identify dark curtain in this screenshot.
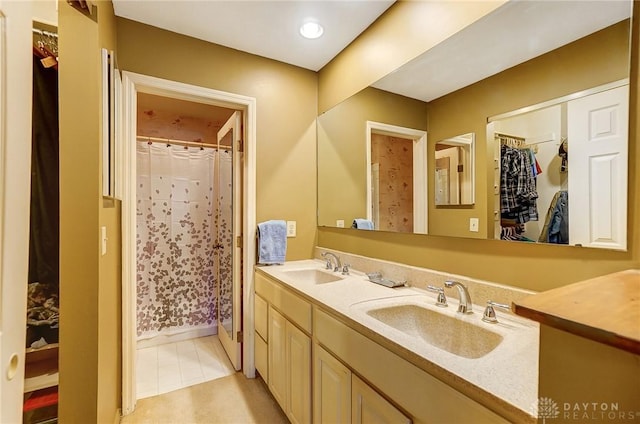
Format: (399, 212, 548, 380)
(29, 55, 59, 286)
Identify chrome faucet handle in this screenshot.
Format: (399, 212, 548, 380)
(321, 252, 341, 272)
(482, 300, 511, 324)
(444, 280, 473, 314)
(323, 259, 332, 270)
(341, 264, 351, 275)
(426, 285, 448, 307)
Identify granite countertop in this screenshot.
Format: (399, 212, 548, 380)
(256, 259, 539, 423)
(514, 269, 640, 354)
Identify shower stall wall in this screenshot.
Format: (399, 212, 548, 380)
(135, 141, 231, 341)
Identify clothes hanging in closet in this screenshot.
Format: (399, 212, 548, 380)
(500, 144, 539, 224)
(538, 190, 569, 244)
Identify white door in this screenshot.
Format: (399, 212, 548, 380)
(0, 1, 33, 422)
(216, 111, 243, 370)
(568, 85, 628, 250)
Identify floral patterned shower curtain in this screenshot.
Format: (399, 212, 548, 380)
(135, 142, 220, 339)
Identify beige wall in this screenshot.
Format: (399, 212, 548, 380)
(317, 6, 640, 291)
(58, 1, 121, 422)
(116, 17, 318, 261)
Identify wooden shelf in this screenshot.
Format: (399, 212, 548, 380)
(24, 343, 59, 393)
(514, 269, 640, 354)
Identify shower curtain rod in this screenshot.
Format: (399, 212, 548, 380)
(32, 28, 58, 38)
(136, 135, 231, 150)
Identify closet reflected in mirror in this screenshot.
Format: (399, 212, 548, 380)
(491, 81, 628, 250)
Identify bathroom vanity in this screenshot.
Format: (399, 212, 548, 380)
(254, 251, 539, 423)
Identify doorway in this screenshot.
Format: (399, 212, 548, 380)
(121, 72, 257, 415)
(366, 121, 427, 234)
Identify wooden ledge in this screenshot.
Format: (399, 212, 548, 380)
(514, 269, 640, 355)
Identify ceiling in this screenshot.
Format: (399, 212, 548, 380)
(373, 1, 632, 102)
(112, 0, 395, 72)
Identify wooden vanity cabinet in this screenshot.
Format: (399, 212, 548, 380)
(255, 271, 312, 424)
(255, 270, 508, 424)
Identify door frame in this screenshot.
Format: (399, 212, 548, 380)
(120, 72, 257, 415)
(365, 121, 428, 234)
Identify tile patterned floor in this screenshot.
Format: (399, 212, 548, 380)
(136, 335, 236, 399)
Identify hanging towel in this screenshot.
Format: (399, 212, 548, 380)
(257, 220, 287, 265)
(352, 219, 374, 230)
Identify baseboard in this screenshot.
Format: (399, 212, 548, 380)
(137, 326, 217, 349)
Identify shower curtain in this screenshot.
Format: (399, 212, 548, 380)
(136, 142, 229, 339)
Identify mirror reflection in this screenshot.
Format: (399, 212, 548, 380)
(317, 0, 631, 250)
(492, 81, 629, 250)
(435, 133, 474, 206)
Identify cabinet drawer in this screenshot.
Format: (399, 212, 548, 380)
(255, 293, 268, 340)
(255, 271, 311, 333)
(255, 333, 268, 380)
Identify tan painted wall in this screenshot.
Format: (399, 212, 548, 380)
(58, 1, 121, 422)
(318, 0, 507, 113)
(317, 6, 640, 292)
(116, 18, 318, 261)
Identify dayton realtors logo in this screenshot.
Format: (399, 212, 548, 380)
(531, 397, 560, 423)
(531, 397, 640, 421)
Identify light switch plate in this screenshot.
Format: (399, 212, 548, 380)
(101, 226, 107, 255)
(286, 221, 296, 237)
(336, 219, 345, 228)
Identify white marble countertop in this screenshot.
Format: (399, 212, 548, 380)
(256, 259, 539, 423)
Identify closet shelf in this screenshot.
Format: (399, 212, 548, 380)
(24, 343, 59, 393)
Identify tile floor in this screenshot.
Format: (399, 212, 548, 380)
(136, 335, 236, 399)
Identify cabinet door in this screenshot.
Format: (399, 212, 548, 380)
(314, 344, 351, 424)
(268, 306, 287, 409)
(255, 294, 268, 340)
(352, 375, 411, 424)
(286, 321, 311, 424)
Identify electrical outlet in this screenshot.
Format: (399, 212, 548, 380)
(286, 221, 296, 237)
(469, 218, 479, 232)
(336, 220, 345, 228)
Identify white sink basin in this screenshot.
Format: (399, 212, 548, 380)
(282, 268, 343, 284)
(355, 299, 504, 359)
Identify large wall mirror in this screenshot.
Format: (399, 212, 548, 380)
(317, 0, 632, 249)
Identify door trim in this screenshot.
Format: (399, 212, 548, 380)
(120, 72, 257, 415)
(365, 121, 428, 234)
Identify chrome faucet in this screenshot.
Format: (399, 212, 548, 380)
(321, 252, 342, 272)
(444, 280, 473, 314)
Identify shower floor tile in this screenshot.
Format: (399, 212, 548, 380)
(136, 335, 235, 400)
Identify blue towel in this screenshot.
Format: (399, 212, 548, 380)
(257, 220, 287, 264)
(352, 219, 374, 230)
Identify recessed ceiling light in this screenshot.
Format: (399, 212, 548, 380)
(300, 21, 324, 39)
